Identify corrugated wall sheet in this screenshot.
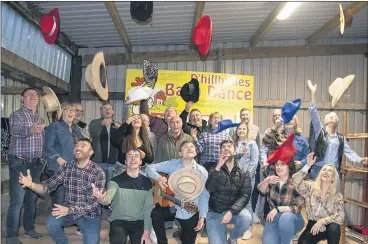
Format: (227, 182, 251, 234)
(78, 43, 367, 225)
(1, 2, 72, 83)
(1, 76, 53, 125)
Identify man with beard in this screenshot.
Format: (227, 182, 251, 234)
(205, 140, 253, 244)
(146, 140, 209, 244)
(18, 139, 106, 244)
(93, 149, 153, 244)
(179, 101, 209, 136)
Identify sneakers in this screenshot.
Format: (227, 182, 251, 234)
(24, 230, 42, 239)
(227, 238, 238, 244)
(76, 227, 82, 236)
(150, 228, 157, 244)
(242, 228, 252, 240)
(200, 228, 208, 237)
(292, 234, 299, 241)
(172, 230, 181, 238)
(6, 237, 23, 244)
(252, 212, 260, 224)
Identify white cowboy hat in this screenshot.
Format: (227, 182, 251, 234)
(126, 86, 153, 104)
(85, 52, 109, 101)
(42, 86, 61, 114)
(168, 168, 205, 202)
(329, 74, 355, 108)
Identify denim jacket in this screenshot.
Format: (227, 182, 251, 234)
(44, 120, 84, 171)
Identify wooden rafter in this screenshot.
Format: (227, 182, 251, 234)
(6, 1, 78, 56)
(1, 48, 70, 93)
(250, 2, 288, 47)
(104, 2, 132, 54)
(82, 43, 368, 66)
(190, 1, 206, 48)
(306, 2, 368, 46)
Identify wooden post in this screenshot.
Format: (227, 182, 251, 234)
(70, 55, 82, 103)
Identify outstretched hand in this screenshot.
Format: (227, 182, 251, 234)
(91, 183, 106, 202)
(307, 80, 317, 93)
(19, 169, 33, 188)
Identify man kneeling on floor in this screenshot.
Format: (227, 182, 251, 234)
(146, 140, 209, 244)
(18, 139, 106, 244)
(92, 149, 153, 244)
(206, 139, 253, 244)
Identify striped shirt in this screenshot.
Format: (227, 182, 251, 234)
(44, 160, 106, 220)
(9, 107, 44, 159)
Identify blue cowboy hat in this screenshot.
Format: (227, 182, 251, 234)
(281, 98, 302, 124)
(212, 120, 240, 134)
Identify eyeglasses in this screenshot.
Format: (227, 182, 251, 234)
(75, 109, 84, 113)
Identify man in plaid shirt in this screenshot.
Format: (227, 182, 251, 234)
(258, 133, 305, 244)
(6, 88, 46, 244)
(19, 139, 106, 244)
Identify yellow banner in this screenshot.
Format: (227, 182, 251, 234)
(125, 69, 254, 121)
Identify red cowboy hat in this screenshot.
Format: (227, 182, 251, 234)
(40, 8, 60, 45)
(192, 15, 212, 56)
(267, 133, 296, 164)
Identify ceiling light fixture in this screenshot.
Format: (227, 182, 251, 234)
(277, 2, 301, 20)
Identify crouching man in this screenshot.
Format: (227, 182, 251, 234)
(92, 149, 153, 244)
(18, 139, 106, 244)
(206, 140, 253, 244)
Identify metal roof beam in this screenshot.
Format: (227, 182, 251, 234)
(6, 1, 78, 56)
(104, 2, 132, 54)
(189, 1, 206, 48)
(81, 43, 368, 66)
(305, 2, 368, 46)
(1, 47, 71, 93)
(249, 2, 288, 47)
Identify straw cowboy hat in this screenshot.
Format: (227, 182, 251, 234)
(281, 98, 301, 124)
(126, 86, 153, 104)
(168, 168, 205, 202)
(339, 4, 353, 35)
(40, 8, 59, 45)
(42, 86, 61, 114)
(329, 74, 355, 108)
(85, 52, 109, 101)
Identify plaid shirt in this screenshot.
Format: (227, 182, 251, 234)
(9, 107, 44, 159)
(194, 130, 232, 165)
(44, 160, 106, 220)
(267, 177, 304, 214)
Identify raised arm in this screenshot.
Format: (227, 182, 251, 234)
(292, 152, 316, 198)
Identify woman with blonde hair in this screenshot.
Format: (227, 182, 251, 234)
(293, 152, 344, 244)
(44, 102, 84, 204)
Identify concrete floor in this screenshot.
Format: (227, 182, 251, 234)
(2, 215, 361, 244)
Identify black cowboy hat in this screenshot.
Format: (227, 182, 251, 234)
(180, 78, 200, 103)
(130, 2, 153, 24)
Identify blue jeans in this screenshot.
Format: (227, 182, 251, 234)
(96, 162, 115, 186)
(46, 170, 65, 205)
(206, 208, 253, 243)
(262, 212, 305, 244)
(6, 155, 44, 238)
(46, 215, 101, 244)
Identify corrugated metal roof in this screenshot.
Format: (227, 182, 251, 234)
(31, 2, 368, 48)
(1, 2, 72, 82)
(203, 1, 279, 43)
(264, 2, 352, 40)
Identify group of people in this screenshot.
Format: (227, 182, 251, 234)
(5, 81, 368, 244)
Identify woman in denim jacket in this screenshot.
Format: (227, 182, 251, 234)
(44, 103, 84, 205)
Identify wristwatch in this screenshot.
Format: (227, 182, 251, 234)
(275, 207, 280, 213)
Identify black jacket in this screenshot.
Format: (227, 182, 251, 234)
(179, 110, 209, 135)
(206, 162, 252, 215)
